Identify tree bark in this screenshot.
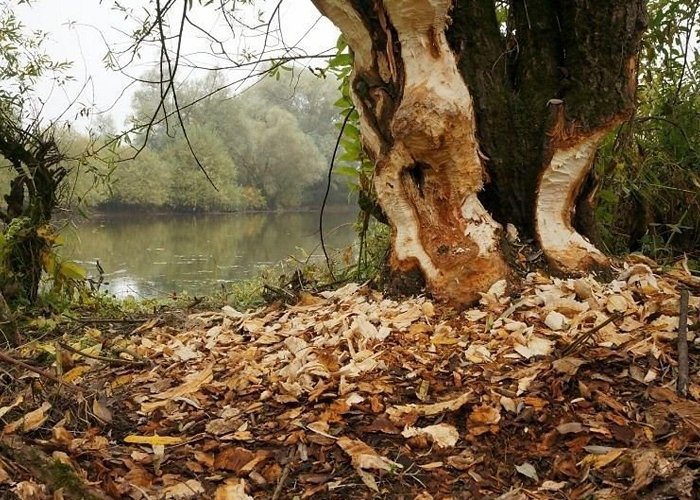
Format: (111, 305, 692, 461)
(313, 0, 646, 305)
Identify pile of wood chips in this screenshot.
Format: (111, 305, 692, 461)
(1, 259, 699, 499)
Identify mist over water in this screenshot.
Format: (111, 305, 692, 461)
(62, 211, 357, 298)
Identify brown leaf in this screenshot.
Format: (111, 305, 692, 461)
(364, 415, 401, 434)
(401, 423, 459, 448)
(161, 479, 205, 499)
(3, 402, 51, 434)
(387, 391, 473, 423)
(92, 398, 112, 424)
(214, 447, 254, 472)
(556, 422, 585, 435)
(578, 448, 624, 469)
(630, 450, 676, 492)
(141, 364, 213, 413)
(214, 478, 252, 500)
(0, 462, 9, 484)
(468, 405, 501, 425)
(552, 357, 586, 376)
(337, 436, 402, 472)
(446, 449, 479, 470)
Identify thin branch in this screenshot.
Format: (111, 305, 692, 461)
(560, 312, 624, 357)
(57, 341, 149, 367)
(0, 350, 81, 393)
(319, 106, 354, 281)
(677, 288, 690, 397)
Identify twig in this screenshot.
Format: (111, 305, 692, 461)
(0, 350, 81, 392)
(560, 312, 623, 357)
(77, 317, 148, 324)
(263, 284, 297, 301)
(677, 288, 690, 397)
(110, 347, 151, 364)
(271, 453, 294, 500)
(57, 341, 148, 367)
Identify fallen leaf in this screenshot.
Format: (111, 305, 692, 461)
(539, 480, 567, 491)
(215, 478, 252, 500)
(162, 479, 205, 499)
(552, 357, 586, 375)
(62, 365, 91, 383)
(515, 462, 538, 481)
(337, 436, 402, 472)
(606, 295, 628, 313)
(141, 364, 213, 413)
(387, 391, 472, 423)
(337, 436, 402, 492)
(556, 422, 584, 435)
(446, 449, 478, 470)
(124, 434, 184, 446)
(214, 447, 254, 472)
(419, 462, 443, 470)
(0, 394, 23, 419)
(500, 396, 517, 413)
(92, 398, 112, 424)
(3, 402, 51, 434)
(578, 448, 625, 469)
(401, 423, 459, 448)
(469, 405, 501, 425)
(630, 450, 677, 492)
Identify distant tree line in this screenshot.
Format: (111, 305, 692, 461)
(1, 70, 352, 213)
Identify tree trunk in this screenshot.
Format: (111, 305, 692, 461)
(313, 0, 646, 305)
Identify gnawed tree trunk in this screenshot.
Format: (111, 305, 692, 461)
(313, 0, 646, 305)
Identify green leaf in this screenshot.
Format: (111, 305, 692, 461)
(58, 261, 87, 281)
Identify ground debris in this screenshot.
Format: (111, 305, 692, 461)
(1, 264, 699, 498)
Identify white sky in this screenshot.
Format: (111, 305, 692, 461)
(15, 0, 339, 130)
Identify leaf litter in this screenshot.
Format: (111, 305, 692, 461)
(0, 263, 699, 498)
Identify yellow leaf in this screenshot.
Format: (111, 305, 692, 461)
(141, 364, 213, 413)
(59, 261, 87, 280)
(578, 448, 625, 469)
(110, 374, 133, 389)
(124, 434, 184, 446)
(62, 365, 91, 383)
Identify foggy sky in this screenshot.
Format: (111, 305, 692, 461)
(15, 0, 339, 130)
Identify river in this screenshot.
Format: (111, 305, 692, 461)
(62, 210, 357, 298)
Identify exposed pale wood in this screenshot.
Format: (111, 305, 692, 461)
(536, 113, 616, 272)
(312, 0, 508, 305)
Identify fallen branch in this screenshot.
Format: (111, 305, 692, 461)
(677, 288, 690, 397)
(57, 341, 148, 367)
(0, 350, 81, 393)
(263, 284, 297, 301)
(110, 346, 151, 364)
(76, 317, 148, 324)
(271, 450, 295, 500)
(560, 312, 623, 357)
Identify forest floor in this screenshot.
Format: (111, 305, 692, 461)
(1, 258, 699, 499)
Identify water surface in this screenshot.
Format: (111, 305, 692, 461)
(62, 211, 357, 298)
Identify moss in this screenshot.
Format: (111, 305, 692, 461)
(47, 460, 85, 493)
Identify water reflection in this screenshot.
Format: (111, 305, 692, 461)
(62, 211, 357, 298)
